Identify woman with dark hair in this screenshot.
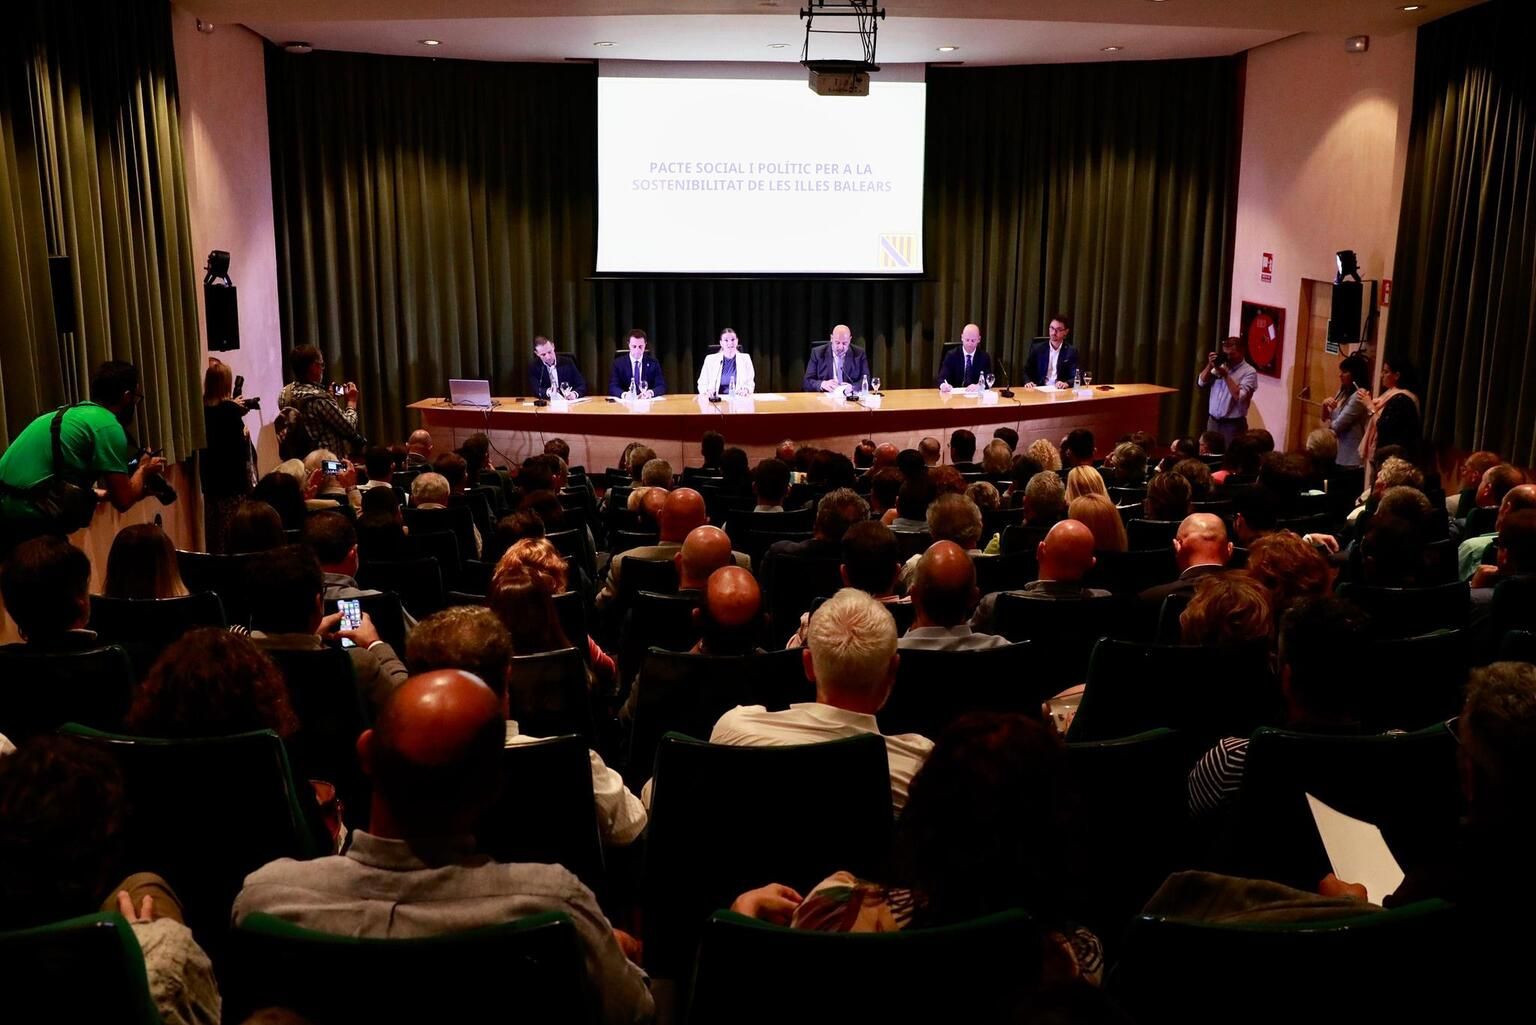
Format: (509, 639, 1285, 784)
(251, 471, 307, 532)
(125, 628, 299, 740)
(1359, 357, 1422, 492)
(719, 446, 752, 498)
(226, 499, 289, 554)
(104, 523, 190, 600)
(1322, 354, 1372, 470)
(731, 713, 1101, 986)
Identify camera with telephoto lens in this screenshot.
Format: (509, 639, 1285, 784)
(242, 395, 261, 411)
(143, 472, 177, 505)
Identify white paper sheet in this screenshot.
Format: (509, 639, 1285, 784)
(1306, 792, 1405, 904)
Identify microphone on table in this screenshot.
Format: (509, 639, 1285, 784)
(998, 360, 1015, 398)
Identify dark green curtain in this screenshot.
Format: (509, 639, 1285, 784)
(0, 0, 203, 456)
(1388, 0, 1536, 464)
(267, 50, 1240, 444)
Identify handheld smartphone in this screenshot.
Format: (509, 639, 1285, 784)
(338, 598, 362, 649)
(233, 374, 244, 398)
(333, 383, 346, 397)
(323, 459, 344, 475)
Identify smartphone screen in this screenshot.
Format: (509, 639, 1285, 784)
(338, 598, 362, 648)
(233, 374, 244, 398)
(323, 459, 344, 475)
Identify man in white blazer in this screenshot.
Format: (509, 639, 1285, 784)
(697, 327, 757, 396)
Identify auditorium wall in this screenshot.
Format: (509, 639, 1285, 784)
(1228, 29, 1416, 445)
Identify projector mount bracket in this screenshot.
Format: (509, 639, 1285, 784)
(800, 0, 885, 73)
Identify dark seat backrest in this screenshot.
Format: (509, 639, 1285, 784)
(88, 592, 228, 677)
(628, 591, 702, 657)
(323, 591, 408, 653)
(643, 732, 893, 980)
(892, 529, 933, 560)
(508, 648, 595, 742)
(263, 646, 372, 826)
(478, 735, 604, 892)
(176, 550, 257, 626)
(0, 913, 161, 1025)
(610, 529, 658, 555)
(971, 552, 1037, 596)
(356, 557, 445, 619)
(878, 642, 1040, 737)
(1084, 548, 1179, 595)
(999, 522, 1048, 558)
(765, 557, 843, 645)
(1336, 581, 1471, 638)
(618, 555, 678, 605)
(1126, 518, 1180, 550)
(402, 526, 464, 589)
(0, 644, 135, 742)
(1357, 630, 1469, 730)
(992, 592, 1125, 692)
(226, 911, 592, 1025)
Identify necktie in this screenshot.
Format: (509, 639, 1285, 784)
(834, 356, 842, 385)
(964, 353, 972, 384)
(633, 361, 641, 390)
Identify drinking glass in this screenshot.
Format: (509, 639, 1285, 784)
(1083, 372, 1093, 387)
(982, 372, 995, 390)
(869, 377, 881, 394)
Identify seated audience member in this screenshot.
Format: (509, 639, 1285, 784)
(1470, 509, 1536, 607)
(948, 429, 980, 472)
(544, 438, 572, 465)
(890, 478, 937, 533)
(750, 458, 791, 514)
(1213, 431, 1263, 485)
(404, 429, 433, 469)
(253, 470, 309, 531)
(718, 446, 752, 498)
(103, 523, 190, 600)
(965, 481, 1001, 513)
(1065, 465, 1108, 502)
(358, 446, 397, 495)
(1025, 438, 1062, 473)
(1231, 487, 1281, 546)
(624, 444, 657, 483)
(761, 489, 869, 596)
(404, 607, 644, 847)
(433, 451, 476, 499)
(1103, 442, 1148, 488)
(1460, 483, 1536, 581)
(1245, 531, 1333, 615)
(1305, 428, 1339, 481)
(773, 439, 797, 464)
(228, 499, 289, 554)
(0, 737, 220, 1025)
(731, 713, 1101, 987)
(126, 628, 299, 741)
(1257, 452, 1314, 506)
(1473, 463, 1525, 518)
(1452, 450, 1502, 520)
(491, 538, 615, 689)
(412, 470, 482, 557)
(232, 670, 653, 1023)
(918, 437, 942, 467)
(706, 587, 931, 812)
(1359, 514, 1432, 588)
(1143, 472, 1193, 522)
(899, 494, 984, 590)
(1170, 458, 1215, 502)
(896, 448, 927, 481)
(971, 520, 1110, 632)
(304, 511, 420, 632)
(304, 449, 360, 513)
(1161, 436, 1199, 472)
(1060, 428, 1095, 470)
(356, 508, 410, 562)
(675, 525, 736, 596)
(1198, 430, 1226, 457)
(1188, 596, 1367, 816)
(0, 536, 98, 649)
(992, 427, 1019, 453)
(900, 542, 1008, 651)
(483, 511, 545, 567)
(247, 544, 407, 713)
(867, 467, 904, 523)
(980, 440, 1013, 481)
(361, 484, 402, 517)
(987, 471, 1069, 555)
(1069, 493, 1128, 553)
(597, 488, 747, 610)
(808, 449, 858, 491)
(692, 566, 765, 656)
(786, 521, 909, 649)
(516, 456, 559, 498)
(927, 466, 966, 499)
(1140, 513, 1234, 603)
(853, 439, 877, 471)
(1178, 571, 1274, 649)
(699, 430, 726, 472)
(868, 442, 899, 473)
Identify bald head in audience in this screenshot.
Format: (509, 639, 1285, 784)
(1036, 519, 1098, 583)
(1496, 484, 1536, 531)
(802, 587, 900, 714)
(918, 437, 941, 466)
(777, 440, 797, 463)
(406, 429, 433, 464)
(359, 669, 505, 838)
(873, 443, 900, 470)
(911, 541, 981, 629)
(695, 565, 763, 656)
(1173, 513, 1233, 573)
(658, 487, 708, 542)
(676, 525, 735, 591)
(637, 486, 668, 528)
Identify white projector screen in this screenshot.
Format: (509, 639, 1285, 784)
(596, 62, 926, 275)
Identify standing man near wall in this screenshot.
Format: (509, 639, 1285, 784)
(278, 344, 365, 459)
(1197, 335, 1258, 447)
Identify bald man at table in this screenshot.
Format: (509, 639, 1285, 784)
(938, 323, 993, 393)
(803, 325, 871, 393)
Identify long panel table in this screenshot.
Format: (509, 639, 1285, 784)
(408, 384, 1175, 472)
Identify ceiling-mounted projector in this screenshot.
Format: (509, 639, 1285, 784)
(801, 0, 884, 96)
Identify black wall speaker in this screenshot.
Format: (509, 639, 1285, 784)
(48, 255, 75, 334)
(1328, 281, 1364, 343)
(206, 282, 240, 351)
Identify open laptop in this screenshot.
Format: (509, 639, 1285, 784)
(448, 378, 492, 408)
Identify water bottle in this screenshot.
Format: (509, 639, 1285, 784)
(1073, 369, 1082, 389)
(861, 374, 869, 396)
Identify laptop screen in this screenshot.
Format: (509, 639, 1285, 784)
(448, 379, 492, 407)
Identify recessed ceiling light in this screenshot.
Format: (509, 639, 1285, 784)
(1401, 5, 1423, 10)
(418, 39, 441, 46)
(593, 41, 617, 47)
(767, 43, 789, 49)
(936, 45, 959, 52)
(1101, 45, 1124, 52)
(282, 41, 313, 54)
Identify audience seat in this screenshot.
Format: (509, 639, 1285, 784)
(477, 734, 604, 894)
(642, 732, 894, 982)
(1357, 630, 1469, 730)
(323, 592, 409, 653)
(1498, 628, 1536, 663)
(1109, 485, 1147, 506)
(225, 911, 591, 1025)
(1489, 575, 1536, 636)
(626, 591, 702, 658)
(403, 506, 477, 570)
(1109, 899, 1458, 1021)
(88, 593, 228, 678)
(625, 648, 813, 784)
(1422, 537, 1458, 584)
(980, 506, 1025, 549)
(0, 644, 135, 742)
(176, 550, 256, 626)
(971, 552, 1036, 596)
(1084, 548, 1179, 595)
(745, 530, 813, 574)
(508, 648, 596, 743)
(0, 912, 162, 1025)
(1221, 723, 1463, 892)
(457, 557, 492, 596)
(1465, 505, 1497, 538)
(356, 557, 445, 619)
(552, 590, 592, 658)
(262, 646, 372, 827)
(1152, 592, 1192, 644)
(1335, 581, 1471, 638)
(764, 556, 843, 645)
(892, 529, 933, 561)
(1277, 512, 1333, 536)
(688, 908, 1040, 1025)
(992, 592, 1126, 693)
(999, 522, 1048, 558)
(877, 642, 1039, 737)
(1070, 637, 1278, 743)
(617, 555, 678, 608)
(610, 529, 659, 556)
(1126, 518, 1180, 550)
(400, 529, 462, 589)
(58, 724, 321, 951)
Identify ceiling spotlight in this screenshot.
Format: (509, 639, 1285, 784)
(1101, 45, 1124, 52)
(767, 43, 789, 49)
(593, 41, 617, 47)
(282, 41, 313, 54)
(936, 45, 959, 52)
(1401, 5, 1423, 10)
(418, 39, 441, 46)
(195, 18, 215, 34)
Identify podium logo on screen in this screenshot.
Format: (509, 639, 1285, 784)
(878, 234, 917, 270)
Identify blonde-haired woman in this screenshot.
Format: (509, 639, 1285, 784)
(1068, 493, 1128, 552)
(201, 358, 255, 553)
(1066, 465, 1108, 502)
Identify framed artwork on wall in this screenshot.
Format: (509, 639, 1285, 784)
(1240, 300, 1285, 379)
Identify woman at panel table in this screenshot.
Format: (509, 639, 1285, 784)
(696, 327, 757, 397)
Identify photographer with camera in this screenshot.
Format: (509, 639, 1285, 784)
(0, 360, 169, 555)
(276, 344, 365, 461)
(201, 358, 257, 553)
(1197, 335, 1258, 448)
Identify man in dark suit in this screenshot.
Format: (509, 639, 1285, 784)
(937, 323, 994, 392)
(1138, 513, 1233, 604)
(526, 336, 587, 398)
(803, 324, 870, 393)
(608, 328, 667, 397)
(1024, 313, 1080, 389)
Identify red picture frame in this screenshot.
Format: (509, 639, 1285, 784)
(1240, 300, 1286, 379)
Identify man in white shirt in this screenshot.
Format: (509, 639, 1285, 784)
(1024, 314, 1081, 389)
(900, 541, 1009, 651)
(708, 587, 932, 811)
